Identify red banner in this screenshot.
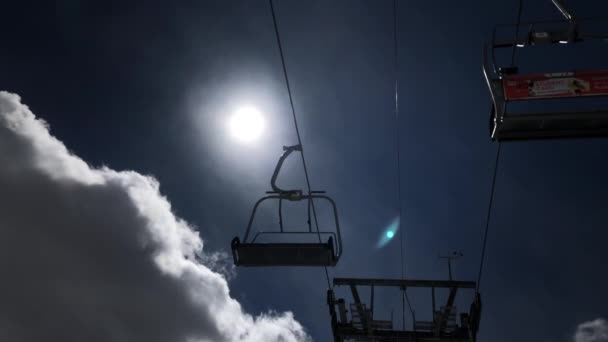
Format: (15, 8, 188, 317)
(502, 70, 608, 100)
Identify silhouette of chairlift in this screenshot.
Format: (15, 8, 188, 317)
(231, 144, 342, 267)
(327, 278, 482, 342)
(483, 0, 608, 140)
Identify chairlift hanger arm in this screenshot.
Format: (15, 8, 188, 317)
(270, 144, 303, 196)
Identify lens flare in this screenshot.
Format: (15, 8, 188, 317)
(377, 217, 400, 248)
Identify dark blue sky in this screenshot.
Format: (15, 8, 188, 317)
(2, 0, 607, 340)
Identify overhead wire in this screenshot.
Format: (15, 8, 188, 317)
(269, 0, 515, 319)
(475, 143, 501, 293)
(268, 0, 332, 289)
(392, 0, 416, 330)
(476, 0, 524, 294)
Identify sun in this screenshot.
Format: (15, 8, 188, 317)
(229, 107, 265, 143)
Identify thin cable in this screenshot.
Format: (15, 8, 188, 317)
(476, 0, 523, 293)
(404, 290, 415, 327)
(269, 0, 331, 289)
(475, 143, 501, 292)
(392, 0, 415, 330)
(509, 0, 524, 65)
(394, 0, 405, 283)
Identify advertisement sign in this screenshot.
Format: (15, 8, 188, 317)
(503, 70, 608, 100)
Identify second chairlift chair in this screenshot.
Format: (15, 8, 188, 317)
(484, 0, 608, 141)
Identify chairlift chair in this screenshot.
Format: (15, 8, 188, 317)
(327, 278, 482, 342)
(231, 144, 343, 267)
(483, 0, 608, 141)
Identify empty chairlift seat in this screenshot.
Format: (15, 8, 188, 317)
(231, 235, 338, 267)
(231, 144, 343, 267)
(483, 7, 608, 140)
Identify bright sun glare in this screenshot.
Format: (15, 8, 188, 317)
(229, 107, 265, 143)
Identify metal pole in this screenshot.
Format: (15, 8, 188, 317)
(448, 259, 453, 281)
(550, 0, 576, 22)
(439, 251, 462, 281)
(432, 287, 436, 314)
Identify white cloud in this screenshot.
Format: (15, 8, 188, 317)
(575, 319, 608, 342)
(0, 91, 311, 342)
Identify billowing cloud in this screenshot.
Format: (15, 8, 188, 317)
(0, 91, 310, 342)
(575, 319, 608, 342)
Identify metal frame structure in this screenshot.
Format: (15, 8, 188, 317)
(483, 0, 608, 140)
(231, 145, 343, 267)
(327, 278, 481, 342)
